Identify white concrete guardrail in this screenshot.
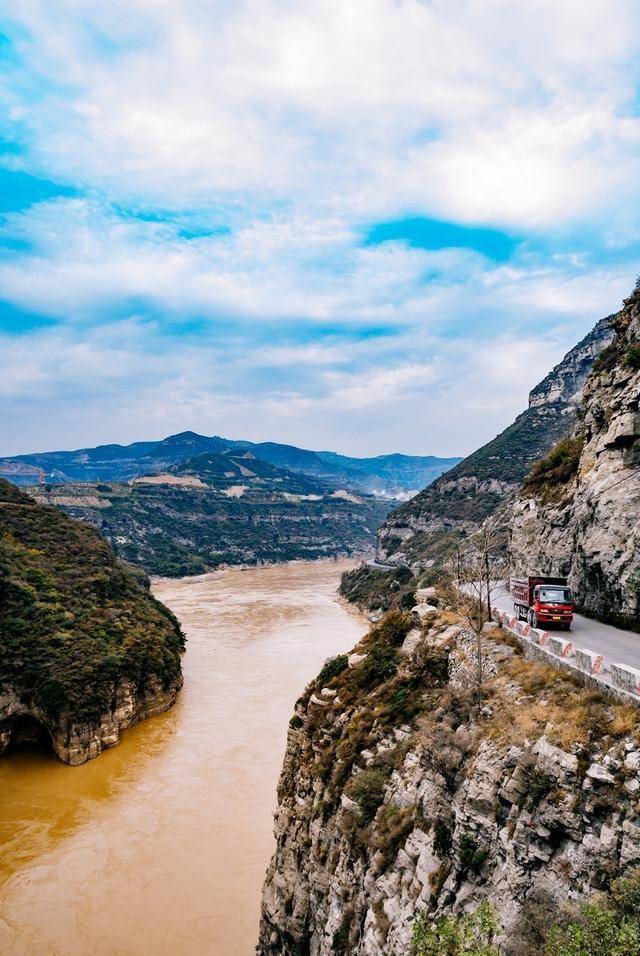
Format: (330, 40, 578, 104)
(491, 606, 640, 705)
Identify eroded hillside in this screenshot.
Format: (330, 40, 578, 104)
(341, 314, 615, 614)
(29, 451, 391, 576)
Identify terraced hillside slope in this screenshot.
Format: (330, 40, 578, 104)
(1, 431, 460, 498)
(0, 479, 184, 764)
(510, 286, 640, 628)
(30, 451, 391, 576)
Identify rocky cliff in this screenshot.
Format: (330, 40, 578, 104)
(0, 479, 184, 764)
(510, 287, 640, 628)
(259, 604, 640, 955)
(375, 316, 615, 573)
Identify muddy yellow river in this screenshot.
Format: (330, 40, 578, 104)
(0, 560, 365, 955)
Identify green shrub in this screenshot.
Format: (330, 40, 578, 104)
(523, 435, 584, 500)
(545, 904, 640, 955)
(459, 834, 489, 875)
(345, 767, 390, 824)
(434, 820, 453, 858)
(624, 345, 640, 370)
(373, 804, 416, 865)
(361, 643, 400, 685)
(592, 343, 619, 374)
(369, 610, 414, 647)
(412, 901, 499, 955)
(317, 654, 348, 685)
(545, 869, 640, 955)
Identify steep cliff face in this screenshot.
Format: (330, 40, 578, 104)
(259, 607, 640, 955)
(0, 479, 184, 764)
(510, 289, 640, 628)
(375, 316, 615, 573)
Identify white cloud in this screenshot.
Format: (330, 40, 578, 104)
(1, 1, 639, 458)
(4, 0, 640, 228)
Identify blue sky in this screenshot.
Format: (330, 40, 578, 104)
(1, 1, 640, 458)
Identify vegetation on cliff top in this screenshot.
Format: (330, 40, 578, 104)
(0, 479, 184, 721)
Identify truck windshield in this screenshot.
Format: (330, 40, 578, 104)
(539, 587, 572, 604)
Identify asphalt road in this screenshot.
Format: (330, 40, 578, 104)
(491, 584, 640, 671)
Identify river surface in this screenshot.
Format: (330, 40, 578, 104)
(0, 560, 365, 955)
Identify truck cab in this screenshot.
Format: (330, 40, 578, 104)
(532, 583, 574, 630)
(511, 576, 574, 630)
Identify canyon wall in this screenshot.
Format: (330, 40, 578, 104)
(510, 287, 640, 627)
(259, 606, 640, 954)
(375, 316, 615, 574)
(0, 478, 184, 764)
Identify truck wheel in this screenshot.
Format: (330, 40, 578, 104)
(529, 610, 537, 628)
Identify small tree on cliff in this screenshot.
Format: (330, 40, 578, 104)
(441, 526, 503, 702)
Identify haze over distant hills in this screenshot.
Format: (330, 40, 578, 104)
(0, 431, 461, 499)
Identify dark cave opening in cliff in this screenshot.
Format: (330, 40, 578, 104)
(4, 715, 54, 756)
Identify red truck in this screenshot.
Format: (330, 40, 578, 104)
(510, 576, 574, 630)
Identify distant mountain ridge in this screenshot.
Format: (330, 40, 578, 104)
(29, 450, 391, 576)
(0, 431, 461, 498)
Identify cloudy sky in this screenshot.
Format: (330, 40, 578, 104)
(1, 0, 639, 458)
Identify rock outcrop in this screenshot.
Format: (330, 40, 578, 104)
(375, 315, 615, 573)
(510, 287, 640, 628)
(258, 607, 640, 954)
(0, 677, 180, 765)
(0, 479, 184, 764)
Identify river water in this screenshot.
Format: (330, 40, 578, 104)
(0, 560, 365, 955)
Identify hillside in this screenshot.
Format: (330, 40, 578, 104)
(0, 479, 184, 764)
(30, 451, 391, 576)
(510, 286, 640, 628)
(341, 314, 615, 612)
(258, 601, 640, 955)
(0, 431, 460, 498)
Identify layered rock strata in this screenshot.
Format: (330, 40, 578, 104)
(259, 609, 640, 954)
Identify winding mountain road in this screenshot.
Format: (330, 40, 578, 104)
(490, 584, 640, 671)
